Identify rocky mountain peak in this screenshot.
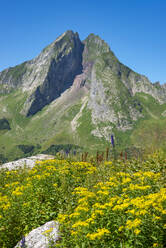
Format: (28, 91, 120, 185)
(84, 33, 110, 49)
(0, 30, 166, 118)
(83, 33, 111, 64)
(44, 30, 80, 51)
(0, 31, 166, 161)
(22, 31, 84, 116)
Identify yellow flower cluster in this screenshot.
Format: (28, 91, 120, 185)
(0, 154, 165, 248)
(87, 228, 110, 240)
(61, 162, 165, 247)
(0, 194, 11, 210)
(72, 220, 89, 228)
(57, 213, 68, 223)
(73, 187, 96, 199)
(71, 161, 97, 175)
(126, 218, 141, 229)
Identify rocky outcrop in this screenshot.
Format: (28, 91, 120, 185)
(0, 118, 11, 130)
(0, 62, 27, 93)
(0, 154, 54, 171)
(14, 221, 59, 248)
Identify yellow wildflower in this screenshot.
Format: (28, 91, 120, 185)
(78, 197, 87, 204)
(153, 216, 161, 220)
(69, 212, 80, 219)
(12, 191, 23, 196)
(117, 172, 130, 177)
(133, 172, 142, 178)
(71, 230, 78, 236)
(86, 166, 97, 174)
(104, 161, 112, 166)
(135, 209, 147, 216)
(143, 171, 155, 178)
(126, 209, 135, 215)
(97, 190, 109, 196)
(72, 221, 89, 228)
(75, 206, 89, 212)
(33, 174, 42, 180)
(2, 203, 11, 210)
(87, 228, 110, 240)
(118, 226, 124, 232)
(58, 214, 68, 223)
(106, 181, 117, 187)
(23, 202, 30, 207)
(42, 228, 53, 235)
(86, 217, 95, 224)
(122, 177, 132, 184)
(113, 202, 130, 211)
(134, 229, 141, 235)
(126, 218, 141, 229)
(93, 203, 106, 209)
(93, 209, 104, 215)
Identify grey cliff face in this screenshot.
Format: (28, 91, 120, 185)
(22, 31, 84, 116)
(0, 62, 27, 93)
(81, 35, 143, 136)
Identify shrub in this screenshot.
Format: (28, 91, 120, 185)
(0, 118, 11, 130)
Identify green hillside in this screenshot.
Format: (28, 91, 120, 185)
(0, 31, 166, 162)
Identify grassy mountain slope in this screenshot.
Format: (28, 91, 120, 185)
(0, 31, 166, 162)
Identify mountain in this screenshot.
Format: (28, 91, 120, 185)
(0, 30, 166, 162)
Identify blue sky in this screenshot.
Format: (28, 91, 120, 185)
(0, 0, 165, 83)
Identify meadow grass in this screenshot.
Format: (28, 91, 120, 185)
(0, 150, 165, 248)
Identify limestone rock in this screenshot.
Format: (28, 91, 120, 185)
(0, 154, 54, 171)
(14, 221, 59, 248)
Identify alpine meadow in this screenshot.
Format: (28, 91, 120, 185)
(0, 30, 166, 248)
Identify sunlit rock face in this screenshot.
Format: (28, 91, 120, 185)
(14, 221, 59, 248)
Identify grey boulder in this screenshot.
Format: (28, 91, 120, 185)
(14, 221, 59, 248)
